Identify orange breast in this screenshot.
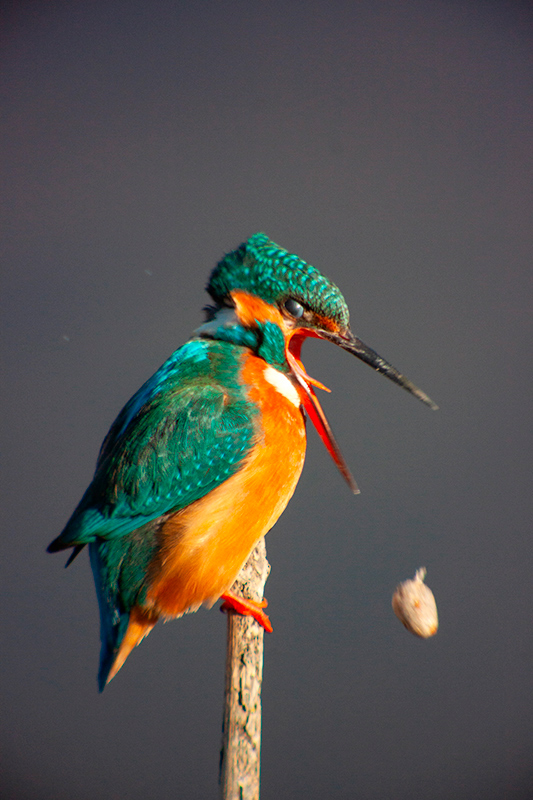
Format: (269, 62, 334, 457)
(144, 352, 307, 619)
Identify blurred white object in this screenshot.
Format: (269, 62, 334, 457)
(392, 568, 438, 638)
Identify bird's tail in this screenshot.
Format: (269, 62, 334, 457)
(99, 607, 157, 690)
(89, 540, 158, 691)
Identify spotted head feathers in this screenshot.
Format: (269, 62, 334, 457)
(207, 233, 350, 332)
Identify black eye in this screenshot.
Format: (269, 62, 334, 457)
(284, 298, 304, 319)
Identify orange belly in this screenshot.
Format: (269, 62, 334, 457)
(144, 352, 307, 618)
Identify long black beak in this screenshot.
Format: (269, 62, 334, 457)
(320, 328, 439, 411)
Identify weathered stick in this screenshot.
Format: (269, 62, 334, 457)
(219, 538, 270, 800)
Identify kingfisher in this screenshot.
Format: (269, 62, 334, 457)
(48, 233, 437, 691)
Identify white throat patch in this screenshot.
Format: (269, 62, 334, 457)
(194, 307, 239, 337)
(263, 366, 301, 407)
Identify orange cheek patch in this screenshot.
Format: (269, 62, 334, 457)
(231, 290, 290, 331)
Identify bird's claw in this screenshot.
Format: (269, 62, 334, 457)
(220, 591, 273, 632)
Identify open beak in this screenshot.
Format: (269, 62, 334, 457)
(286, 327, 438, 495)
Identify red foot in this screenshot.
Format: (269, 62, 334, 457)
(220, 592, 273, 633)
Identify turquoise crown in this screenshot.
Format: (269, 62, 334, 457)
(207, 233, 350, 330)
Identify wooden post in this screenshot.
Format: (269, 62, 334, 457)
(219, 538, 270, 800)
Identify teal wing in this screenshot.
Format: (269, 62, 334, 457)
(48, 338, 257, 552)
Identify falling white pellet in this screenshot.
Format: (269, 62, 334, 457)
(392, 567, 438, 638)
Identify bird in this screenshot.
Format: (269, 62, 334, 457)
(48, 233, 437, 690)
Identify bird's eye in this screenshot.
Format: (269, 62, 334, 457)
(284, 298, 304, 319)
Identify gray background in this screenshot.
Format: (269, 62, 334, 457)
(2, 1, 532, 798)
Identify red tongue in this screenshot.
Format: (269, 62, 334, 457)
(286, 341, 360, 495)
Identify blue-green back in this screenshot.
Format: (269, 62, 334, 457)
(55, 338, 258, 548)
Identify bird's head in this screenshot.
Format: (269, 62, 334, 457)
(202, 233, 437, 492)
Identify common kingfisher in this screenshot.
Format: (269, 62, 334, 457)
(48, 233, 437, 690)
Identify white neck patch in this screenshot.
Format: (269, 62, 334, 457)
(263, 365, 301, 407)
(195, 310, 301, 408)
(194, 307, 239, 337)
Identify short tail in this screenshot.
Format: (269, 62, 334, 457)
(88, 539, 159, 691)
(98, 607, 157, 691)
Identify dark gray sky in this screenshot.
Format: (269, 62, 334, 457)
(2, 2, 532, 798)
